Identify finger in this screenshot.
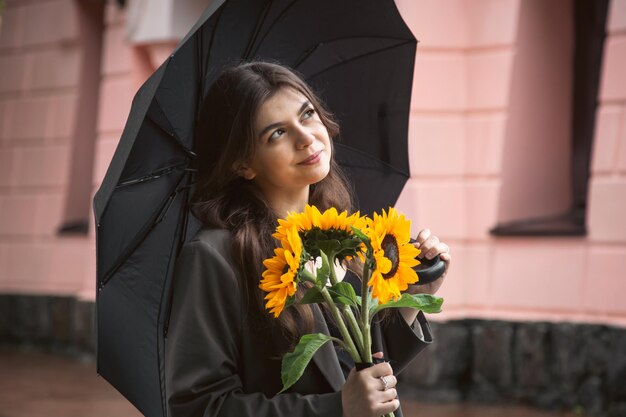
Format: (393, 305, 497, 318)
(380, 387, 398, 402)
(369, 362, 393, 378)
(373, 387, 398, 404)
(414, 228, 431, 247)
(376, 399, 400, 415)
(425, 241, 448, 260)
(372, 351, 384, 360)
(375, 375, 396, 393)
(421, 235, 440, 259)
(378, 375, 398, 391)
(440, 252, 451, 264)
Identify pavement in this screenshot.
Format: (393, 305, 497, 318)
(0, 348, 579, 417)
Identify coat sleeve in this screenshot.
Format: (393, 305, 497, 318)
(378, 309, 433, 376)
(342, 268, 433, 376)
(165, 238, 343, 417)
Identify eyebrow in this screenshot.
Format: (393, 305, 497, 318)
(257, 101, 312, 139)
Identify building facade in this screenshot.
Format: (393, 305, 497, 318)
(1, 0, 625, 414)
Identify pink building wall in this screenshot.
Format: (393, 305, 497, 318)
(394, 0, 626, 327)
(0, 0, 92, 296)
(1, 0, 625, 326)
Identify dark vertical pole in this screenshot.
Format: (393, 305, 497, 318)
(571, 0, 609, 226)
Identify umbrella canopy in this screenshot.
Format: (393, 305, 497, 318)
(93, 1, 417, 416)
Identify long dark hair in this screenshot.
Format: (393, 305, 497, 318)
(191, 61, 354, 346)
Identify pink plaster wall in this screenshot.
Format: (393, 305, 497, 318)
(0, 0, 87, 295)
(498, 0, 574, 223)
(394, 0, 626, 327)
(1, 0, 625, 327)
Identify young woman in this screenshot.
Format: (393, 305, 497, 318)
(165, 61, 451, 417)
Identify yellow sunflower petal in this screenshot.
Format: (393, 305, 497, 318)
(259, 229, 301, 317)
(366, 207, 419, 305)
(374, 252, 392, 274)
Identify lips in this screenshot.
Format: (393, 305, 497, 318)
(298, 150, 322, 165)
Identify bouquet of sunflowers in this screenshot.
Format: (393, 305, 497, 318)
(259, 205, 443, 410)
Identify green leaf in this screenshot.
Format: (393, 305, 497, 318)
(349, 226, 374, 260)
(336, 238, 364, 260)
(355, 294, 362, 307)
(327, 282, 359, 307)
(299, 282, 361, 307)
(370, 293, 444, 318)
(280, 333, 332, 392)
(316, 240, 342, 255)
(298, 286, 325, 305)
(316, 251, 331, 287)
(340, 237, 362, 249)
(350, 226, 370, 245)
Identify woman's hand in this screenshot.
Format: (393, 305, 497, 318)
(398, 228, 450, 325)
(341, 353, 399, 417)
(409, 228, 451, 296)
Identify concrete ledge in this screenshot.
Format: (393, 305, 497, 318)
(400, 319, 626, 417)
(0, 294, 95, 358)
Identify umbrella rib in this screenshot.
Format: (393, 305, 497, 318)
(157, 182, 195, 416)
(197, 18, 205, 122)
(146, 109, 197, 160)
(334, 142, 410, 178)
(293, 35, 413, 70)
(249, 0, 302, 58)
(243, 0, 273, 59)
(302, 39, 415, 80)
(200, 1, 226, 102)
(99, 170, 190, 289)
(116, 162, 188, 188)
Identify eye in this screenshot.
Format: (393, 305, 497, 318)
(268, 128, 285, 142)
(302, 108, 316, 120)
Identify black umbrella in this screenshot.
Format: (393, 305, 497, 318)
(93, 1, 419, 416)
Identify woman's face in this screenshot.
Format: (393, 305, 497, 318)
(241, 87, 331, 204)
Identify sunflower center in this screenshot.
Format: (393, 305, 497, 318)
(381, 235, 399, 279)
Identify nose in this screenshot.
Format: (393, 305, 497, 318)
(294, 126, 314, 149)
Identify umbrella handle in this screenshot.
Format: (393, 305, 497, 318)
(413, 256, 446, 285)
(408, 238, 446, 284)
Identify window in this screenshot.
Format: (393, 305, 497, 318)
(491, 0, 609, 237)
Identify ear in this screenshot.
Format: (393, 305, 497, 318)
(233, 162, 256, 180)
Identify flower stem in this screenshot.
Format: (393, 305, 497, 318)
(328, 254, 339, 285)
(328, 256, 366, 357)
(343, 307, 365, 358)
(300, 268, 317, 283)
(361, 260, 393, 417)
(360, 260, 373, 363)
(319, 287, 361, 363)
(328, 336, 349, 351)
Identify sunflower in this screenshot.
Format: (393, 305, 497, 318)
(259, 226, 302, 317)
(274, 205, 367, 242)
(366, 207, 421, 304)
(272, 205, 368, 262)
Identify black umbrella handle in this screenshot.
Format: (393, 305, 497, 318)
(409, 238, 446, 285)
(413, 256, 446, 285)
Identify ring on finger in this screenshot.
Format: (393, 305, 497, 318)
(380, 376, 389, 391)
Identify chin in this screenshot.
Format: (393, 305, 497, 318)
(309, 164, 331, 184)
